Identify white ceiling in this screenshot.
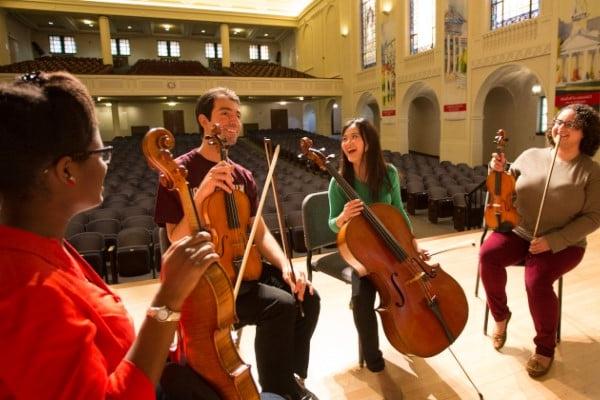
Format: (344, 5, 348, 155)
(84, 0, 318, 18)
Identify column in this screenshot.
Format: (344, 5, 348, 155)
(220, 23, 230, 68)
(99, 16, 112, 65)
(0, 9, 10, 65)
(111, 102, 121, 138)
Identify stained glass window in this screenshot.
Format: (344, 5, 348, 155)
(361, 0, 376, 68)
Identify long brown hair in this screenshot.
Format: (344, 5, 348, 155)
(339, 118, 390, 201)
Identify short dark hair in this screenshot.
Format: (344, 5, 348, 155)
(547, 103, 600, 157)
(339, 118, 390, 200)
(194, 87, 240, 135)
(0, 71, 97, 200)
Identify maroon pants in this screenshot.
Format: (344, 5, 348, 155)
(479, 231, 584, 357)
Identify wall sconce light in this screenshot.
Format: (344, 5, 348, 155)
(340, 26, 349, 37)
(531, 83, 542, 95)
(382, 2, 393, 15)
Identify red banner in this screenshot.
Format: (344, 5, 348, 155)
(443, 103, 467, 112)
(381, 109, 396, 117)
(555, 92, 600, 108)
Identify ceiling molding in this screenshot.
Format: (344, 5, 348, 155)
(0, 0, 305, 27)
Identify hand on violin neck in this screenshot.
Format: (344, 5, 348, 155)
(195, 162, 235, 201)
(490, 152, 507, 172)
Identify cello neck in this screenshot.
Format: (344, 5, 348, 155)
(328, 162, 409, 263)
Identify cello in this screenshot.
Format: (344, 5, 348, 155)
(484, 129, 520, 232)
(142, 127, 260, 400)
(201, 125, 263, 283)
(299, 137, 468, 358)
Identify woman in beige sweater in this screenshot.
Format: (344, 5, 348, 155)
(480, 103, 600, 378)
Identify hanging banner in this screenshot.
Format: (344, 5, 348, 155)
(556, 1, 600, 111)
(381, 21, 396, 120)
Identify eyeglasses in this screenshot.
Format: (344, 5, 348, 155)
(553, 118, 580, 129)
(73, 146, 113, 164)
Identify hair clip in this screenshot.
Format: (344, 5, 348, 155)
(20, 71, 44, 85)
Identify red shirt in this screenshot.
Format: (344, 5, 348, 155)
(0, 225, 154, 399)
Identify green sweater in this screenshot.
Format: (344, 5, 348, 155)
(511, 147, 600, 252)
(328, 163, 412, 233)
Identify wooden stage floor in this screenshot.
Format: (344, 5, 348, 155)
(113, 228, 600, 399)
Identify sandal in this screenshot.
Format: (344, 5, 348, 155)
(492, 311, 512, 351)
(526, 353, 554, 378)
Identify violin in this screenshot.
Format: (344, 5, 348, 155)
(142, 127, 260, 400)
(201, 125, 263, 283)
(484, 129, 520, 232)
(300, 137, 468, 358)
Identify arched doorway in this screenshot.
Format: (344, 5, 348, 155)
(400, 82, 441, 156)
(325, 98, 342, 135)
(472, 64, 546, 164)
(408, 96, 440, 157)
(303, 103, 317, 133)
(355, 92, 381, 132)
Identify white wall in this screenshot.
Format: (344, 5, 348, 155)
(6, 16, 32, 62)
(25, 28, 281, 66)
(240, 101, 304, 130)
(97, 100, 305, 140)
(280, 31, 296, 68)
(96, 101, 198, 140)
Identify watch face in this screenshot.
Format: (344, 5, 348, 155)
(157, 308, 169, 321)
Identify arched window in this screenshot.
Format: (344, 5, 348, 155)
(410, 0, 435, 55)
(491, 0, 539, 30)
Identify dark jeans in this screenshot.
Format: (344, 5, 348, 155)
(236, 263, 320, 399)
(480, 231, 584, 357)
(351, 272, 385, 372)
(157, 362, 220, 400)
(157, 363, 286, 400)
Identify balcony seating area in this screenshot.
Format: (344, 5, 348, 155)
(223, 62, 315, 78)
(0, 56, 113, 74)
(127, 58, 213, 76)
(0, 57, 317, 79)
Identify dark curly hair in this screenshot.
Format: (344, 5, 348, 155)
(0, 71, 97, 200)
(339, 118, 390, 201)
(546, 103, 600, 157)
(194, 87, 239, 135)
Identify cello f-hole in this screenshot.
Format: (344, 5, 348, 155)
(390, 273, 405, 307)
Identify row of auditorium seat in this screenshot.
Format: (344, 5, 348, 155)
(67, 130, 486, 283)
(0, 57, 314, 78)
(0, 56, 112, 74)
(127, 59, 212, 76)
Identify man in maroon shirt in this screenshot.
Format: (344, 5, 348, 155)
(155, 87, 321, 400)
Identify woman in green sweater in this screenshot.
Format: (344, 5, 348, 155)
(327, 118, 428, 378)
(481, 103, 600, 378)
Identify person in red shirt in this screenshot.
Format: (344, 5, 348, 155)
(0, 71, 220, 399)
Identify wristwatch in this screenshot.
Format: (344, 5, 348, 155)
(146, 306, 181, 322)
